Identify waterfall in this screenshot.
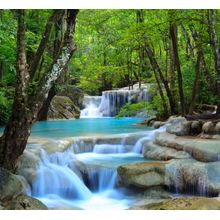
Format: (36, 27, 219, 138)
(87, 167, 117, 192)
(80, 96, 102, 117)
(132, 125, 167, 153)
(81, 83, 152, 117)
(32, 149, 92, 200)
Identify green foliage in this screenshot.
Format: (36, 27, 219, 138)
(116, 101, 153, 118)
(0, 90, 12, 126)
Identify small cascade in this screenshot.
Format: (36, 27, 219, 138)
(93, 144, 126, 154)
(87, 167, 117, 192)
(80, 96, 102, 117)
(32, 149, 92, 200)
(132, 125, 167, 153)
(81, 83, 152, 117)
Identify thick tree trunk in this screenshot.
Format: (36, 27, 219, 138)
(170, 21, 185, 116)
(0, 10, 30, 170)
(208, 9, 220, 114)
(0, 9, 79, 171)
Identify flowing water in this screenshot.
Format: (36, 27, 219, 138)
(81, 83, 151, 117)
(17, 118, 166, 210)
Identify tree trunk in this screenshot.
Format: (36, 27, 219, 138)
(0, 9, 79, 171)
(145, 42, 176, 115)
(208, 9, 220, 114)
(37, 13, 66, 121)
(188, 50, 202, 114)
(170, 20, 185, 116)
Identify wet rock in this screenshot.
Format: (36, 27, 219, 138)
(143, 186, 172, 199)
(191, 121, 203, 135)
(16, 150, 41, 184)
(153, 121, 166, 129)
(165, 159, 220, 195)
(0, 168, 28, 201)
(215, 122, 220, 133)
(142, 141, 190, 161)
(131, 197, 220, 210)
(166, 117, 191, 136)
(202, 121, 215, 134)
(3, 195, 47, 210)
(117, 162, 166, 188)
(155, 132, 220, 162)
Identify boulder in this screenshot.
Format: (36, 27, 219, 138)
(117, 162, 167, 188)
(155, 132, 220, 162)
(58, 85, 84, 109)
(142, 141, 190, 161)
(143, 186, 172, 199)
(215, 122, 220, 133)
(3, 195, 47, 210)
(165, 159, 220, 195)
(130, 197, 220, 210)
(191, 120, 203, 135)
(166, 117, 191, 136)
(153, 121, 166, 129)
(48, 95, 80, 119)
(202, 121, 215, 134)
(0, 168, 29, 201)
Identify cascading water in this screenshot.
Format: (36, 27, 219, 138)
(29, 124, 166, 209)
(80, 83, 152, 117)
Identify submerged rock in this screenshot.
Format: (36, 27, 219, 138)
(143, 186, 172, 199)
(130, 197, 220, 210)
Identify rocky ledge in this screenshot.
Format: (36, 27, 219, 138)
(118, 116, 220, 209)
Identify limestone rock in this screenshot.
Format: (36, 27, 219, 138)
(3, 195, 47, 210)
(166, 117, 191, 136)
(143, 186, 172, 199)
(0, 168, 29, 201)
(202, 121, 215, 134)
(155, 132, 220, 162)
(131, 197, 220, 210)
(117, 162, 166, 188)
(191, 121, 203, 135)
(48, 95, 80, 119)
(142, 141, 190, 161)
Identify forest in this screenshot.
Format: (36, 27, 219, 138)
(1, 9, 220, 210)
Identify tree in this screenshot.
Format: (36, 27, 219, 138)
(0, 9, 79, 171)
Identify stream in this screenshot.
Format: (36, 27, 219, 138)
(22, 118, 165, 210)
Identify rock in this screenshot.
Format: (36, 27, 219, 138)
(202, 121, 215, 134)
(153, 121, 166, 129)
(117, 162, 167, 188)
(165, 159, 220, 196)
(131, 197, 220, 210)
(143, 186, 172, 199)
(155, 132, 220, 162)
(0, 168, 28, 201)
(215, 122, 220, 133)
(166, 117, 191, 136)
(16, 150, 41, 184)
(3, 195, 47, 210)
(191, 120, 203, 135)
(48, 96, 80, 120)
(142, 141, 190, 161)
(58, 85, 84, 109)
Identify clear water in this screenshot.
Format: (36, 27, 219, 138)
(29, 117, 149, 138)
